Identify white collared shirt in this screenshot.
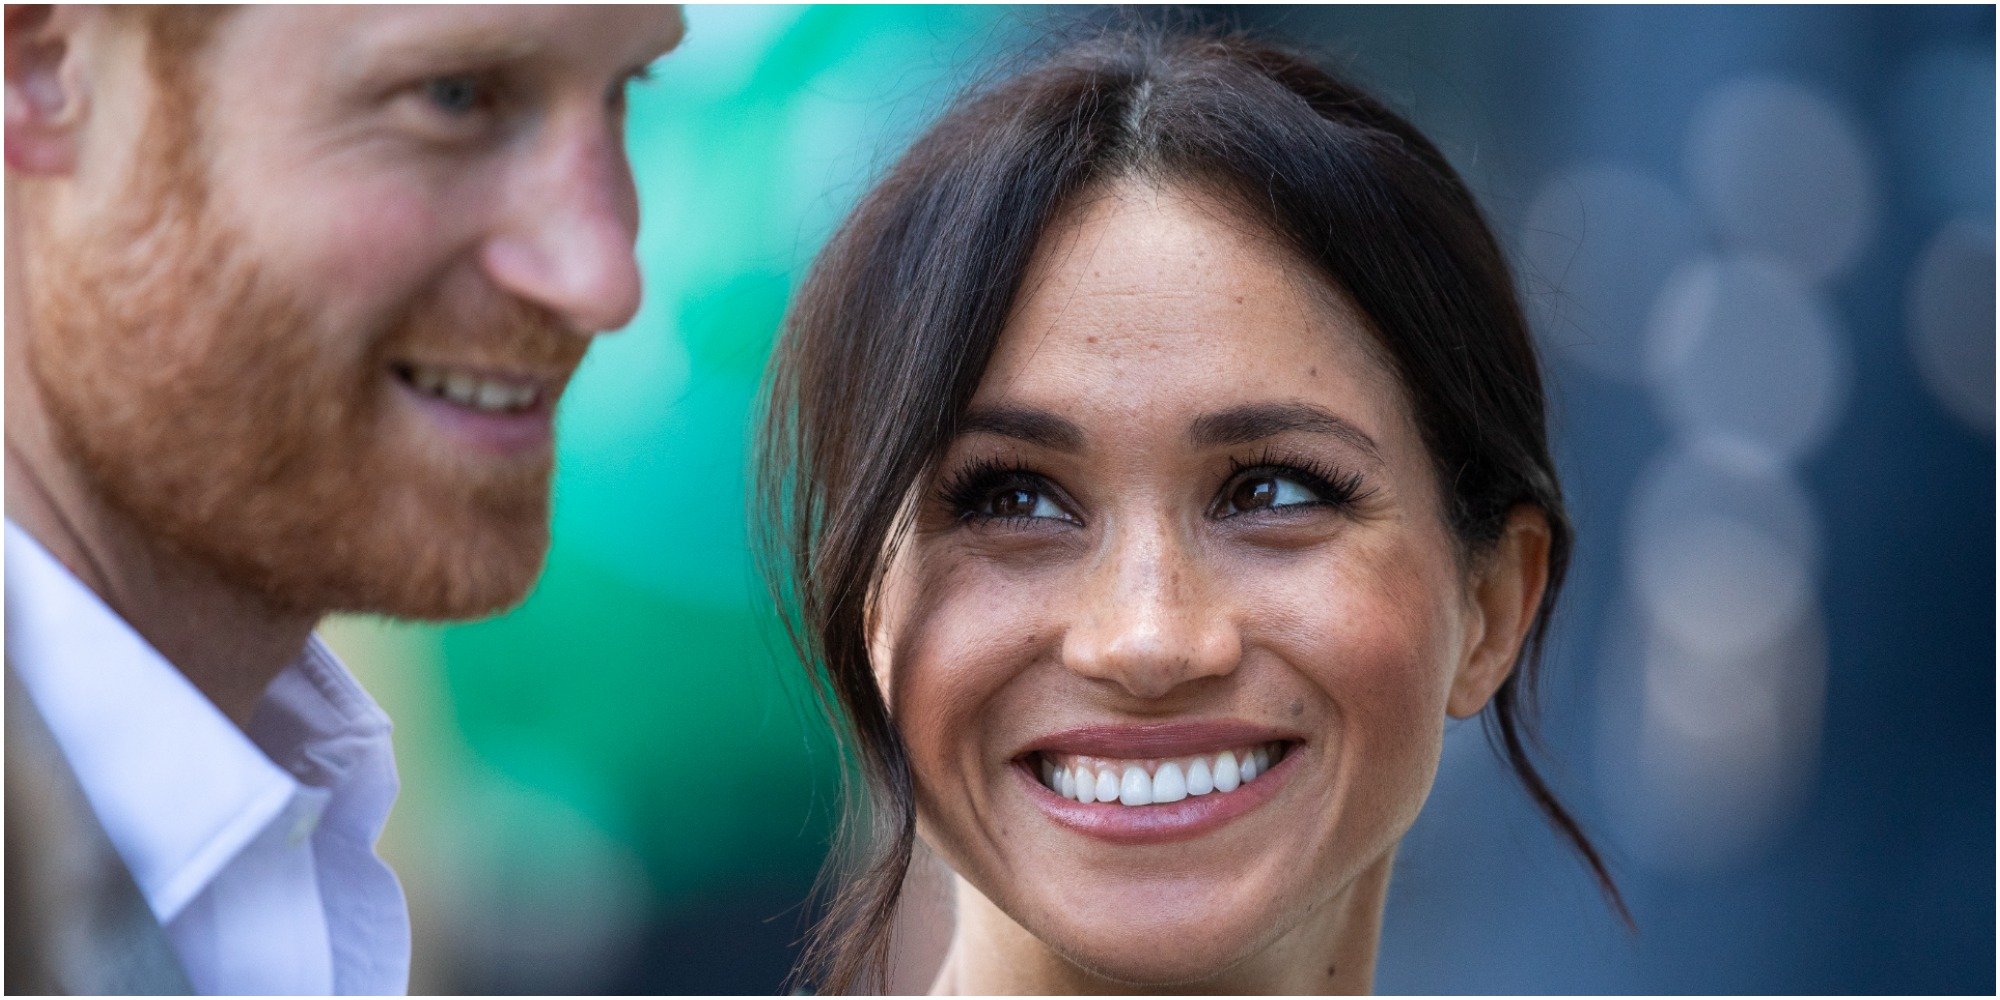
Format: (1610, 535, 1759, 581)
(6, 520, 411, 995)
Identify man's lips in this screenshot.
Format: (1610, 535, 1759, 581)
(390, 360, 567, 415)
(388, 360, 569, 454)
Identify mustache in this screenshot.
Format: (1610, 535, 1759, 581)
(384, 292, 591, 376)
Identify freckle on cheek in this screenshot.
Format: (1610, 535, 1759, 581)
(1290, 699, 1304, 717)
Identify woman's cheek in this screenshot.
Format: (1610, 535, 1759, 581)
(1258, 540, 1457, 697)
(1260, 548, 1461, 819)
(885, 552, 1044, 752)
(1357, 559, 1464, 823)
(887, 554, 1057, 863)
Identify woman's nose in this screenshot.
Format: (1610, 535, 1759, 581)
(1059, 521, 1242, 700)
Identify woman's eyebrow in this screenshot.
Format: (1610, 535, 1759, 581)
(1188, 401, 1383, 462)
(957, 406, 1085, 451)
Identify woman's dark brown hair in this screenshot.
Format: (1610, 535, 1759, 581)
(755, 27, 1629, 995)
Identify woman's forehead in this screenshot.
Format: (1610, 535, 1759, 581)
(976, 181, 1410, 445)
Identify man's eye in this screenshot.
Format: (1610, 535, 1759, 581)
(423, 75, 489, 116)
(1221, 474, 1319, 515)
(982, 486, 1065, 520)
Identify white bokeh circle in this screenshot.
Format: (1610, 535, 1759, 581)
(1519, 164, 1702, 382)
(1906, 217, 1996, 434)
(1644, 255, 1852, 461)
(1685, 77, 1879, 282)
(1628, 613, 1828, 871)
(1624, 439, 1822, 659)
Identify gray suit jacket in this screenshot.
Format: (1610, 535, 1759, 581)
(6, 667, 193, 995)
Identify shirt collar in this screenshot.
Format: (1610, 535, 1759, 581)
(5, 520, 392, 922)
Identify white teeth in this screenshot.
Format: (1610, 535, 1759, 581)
(474, 380, 512, 410)
(443, 372, 477, 404)
(1118, 765, 1152, 806)
(1035, 742, 1288, 805)
(1093, 769, 1119, 805)
(401, 364, 540, 413)
(1212, 752, 1241, 793)
(1186, 756, 1214, 796)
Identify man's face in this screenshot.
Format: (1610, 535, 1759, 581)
(21, 6, 684, 618)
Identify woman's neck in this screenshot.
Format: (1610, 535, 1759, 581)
(929, 850, 1395, 995)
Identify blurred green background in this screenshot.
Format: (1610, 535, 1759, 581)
(324, 5, 1033, 992)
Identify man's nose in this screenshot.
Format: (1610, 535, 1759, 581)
(480, 114, 643, 335)
(1059, 519, 1242, 700)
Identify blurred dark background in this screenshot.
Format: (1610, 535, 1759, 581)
(325, 4, 1995, 993)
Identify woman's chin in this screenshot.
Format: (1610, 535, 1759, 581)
(1029, 902, 1279, 988)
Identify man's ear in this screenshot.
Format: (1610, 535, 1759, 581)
(6, 5, 89, 175)
(1447, 505, 1553, 719)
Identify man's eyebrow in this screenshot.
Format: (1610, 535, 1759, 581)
(956, 406, 1085, 452)
(1188, 402, 1383, 462)
(346, 31, 542, 79)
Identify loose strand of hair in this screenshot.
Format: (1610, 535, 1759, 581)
(1491, 679, 1636, 932)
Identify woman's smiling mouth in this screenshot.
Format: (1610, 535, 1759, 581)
(1033, 742, 1289, 804)
(1015, 722, 1305, 844)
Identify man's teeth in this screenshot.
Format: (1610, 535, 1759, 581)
(401, 364, 540, 414)
(1035, 743, 1288, 807)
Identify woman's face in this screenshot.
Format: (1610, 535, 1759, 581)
(871, 181, 1535, 986)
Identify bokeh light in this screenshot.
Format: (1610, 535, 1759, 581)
(1519, 165, 1701, 383)
(1624, 441, 1822, 659)
(1906, 217, 1997, 433)
(1625, 613, 1828, 871)
(1644, 255, 1852, 461)
(1683, 77, 1879, 282)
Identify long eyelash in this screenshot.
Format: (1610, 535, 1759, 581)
(1225, 447, 1373, 509)
(935, 457, 1047, 520)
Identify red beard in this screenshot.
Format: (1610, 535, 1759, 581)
(22, 82, 581, 620)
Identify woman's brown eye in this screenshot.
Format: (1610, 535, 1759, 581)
(1222, 473, 1320, 515)
(1232, 477, 1278, 511)
(989, 487, 1042, 518)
